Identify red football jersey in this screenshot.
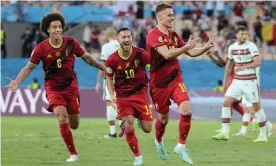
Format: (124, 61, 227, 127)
(105, 46, 150, 98)
(146, 28, 185, 87)
(29, 36, 85, 90)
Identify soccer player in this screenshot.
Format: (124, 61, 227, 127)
(210, 39, 274, 137)
(146, 3, 215, 164)
(5, 13, 105, 162)
(212, 26, 269, 142)
(95, 27, 124, 138)
(105, 27, 152, 165)
(208, 40, 246, 117)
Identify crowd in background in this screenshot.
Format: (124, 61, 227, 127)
(1, 1, 276, 59)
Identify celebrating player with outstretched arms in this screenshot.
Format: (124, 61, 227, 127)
(146, 3, 215, 165)
(6, 13, 105, 162)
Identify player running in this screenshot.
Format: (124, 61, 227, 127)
(5, 13, 105, 162)
(95, 27, 124, 138)
(212, 26, 269, 142)
(146, 3, 215, 164)
(105, 27, 152, 166)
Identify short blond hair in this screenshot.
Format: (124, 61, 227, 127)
(155, 3, 173, 15)
(106, 27, 117, 38)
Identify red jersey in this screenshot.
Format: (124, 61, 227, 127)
(146, 28, 185, 87)
(105, 46, 150, 98)
(29, 36, 85, 91)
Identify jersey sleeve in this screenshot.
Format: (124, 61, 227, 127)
(100, 44, 108, 61)
(250, 43, 259, 57)
(227, 46, 233, 60)
(147, 31, 166, 48)
(105, 57, 115, 77)
(29, 45, 41, 64)
(73, 38, 85, 57)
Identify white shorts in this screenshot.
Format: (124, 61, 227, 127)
(226, 79, 260, 105)
(241, 95, 252, 107)
(103, 80, 112, 101)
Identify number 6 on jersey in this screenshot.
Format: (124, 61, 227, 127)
(57, 58, 62, 68)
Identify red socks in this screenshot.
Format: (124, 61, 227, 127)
(59, 123, 77, 155)
(179, 115, 191, 144)
(155, 120, 166, 143)
(125, 129, 140, 157)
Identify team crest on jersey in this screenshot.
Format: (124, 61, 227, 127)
(158, 36, 163, 42)
(106, 67, 113, 74)
(134, 59, 140, 68)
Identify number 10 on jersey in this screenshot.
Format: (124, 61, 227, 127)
(125, 69, 135, 79)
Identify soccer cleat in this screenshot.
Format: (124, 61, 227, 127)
(133, 155, 143, 165)
(104, 133, 117, 138)
(66, 154, 79, 162)
(154, 140, 168, 160)
(268, 124, 275, 137)
(215, 128, 223, 133)
(253, 135, 268, 142)
(232, 131, 247, 137)
(212, 131, 230, 140)
(174, 145, 193, 165)
(119, 122, 125, 138)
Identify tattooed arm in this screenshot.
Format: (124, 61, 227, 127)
(81, 53, 106, 71)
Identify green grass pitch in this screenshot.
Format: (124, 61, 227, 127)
(1, 117, 275, 166)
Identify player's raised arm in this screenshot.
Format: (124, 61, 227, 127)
(6, 61, 37, 92)
(207, 51, 226, 67)
(184, 35, 216, 57)
(72, 38, 106, 71)
(81, 53, 106, 71)
(155, 35, 198, 60)
(6, 46, 41, 91)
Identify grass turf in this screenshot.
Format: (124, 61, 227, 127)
(1, 117, 275, 166)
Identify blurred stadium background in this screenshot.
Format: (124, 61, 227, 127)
(1, 1, 276, 166)
(1, 1, 275, 117)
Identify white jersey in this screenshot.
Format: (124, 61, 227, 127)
(101, 40, 120, 101)
(100, 40, 120, 61)
(228, 40, 259, 79)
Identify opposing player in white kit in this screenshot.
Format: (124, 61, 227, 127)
(212, 26, 268, 142)
(233, 59, 274, 137)
(95, 27, 124, 138)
